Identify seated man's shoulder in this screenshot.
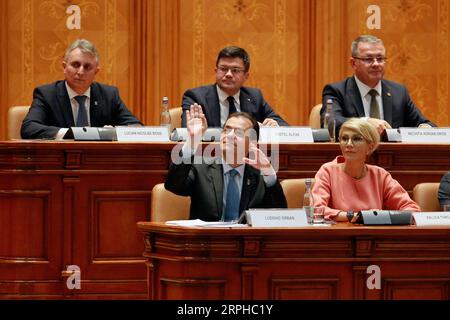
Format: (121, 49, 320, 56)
(184, 84, 215, 94)
(381, 78, 407, 90)
(323, 76, 353, 91)
(91, 81, 118, 93)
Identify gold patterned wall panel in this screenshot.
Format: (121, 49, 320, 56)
(1, 0, 449, 140)
(1, 0, 135, 139)
(177, 0, 304, 125)
(343, 0, 449, 126)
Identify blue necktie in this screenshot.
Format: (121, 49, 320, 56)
(75, 95, 89, 127)
(227, 96, 237, 115)
(224, 169, 240, 221)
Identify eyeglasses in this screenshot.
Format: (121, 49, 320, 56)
(217, 65, 245, 75)
(352, 56, 387, 65)
(222, 126, 247, 138)
(339, 134, 366, 145)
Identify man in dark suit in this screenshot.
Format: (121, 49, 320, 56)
(322, 35, 434, 136)
(181, 46, 288, 128)
(21, 39, 141, 139)
(165, 105, 287, 221)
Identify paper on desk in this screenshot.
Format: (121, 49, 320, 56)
(165, 219, 247, 228)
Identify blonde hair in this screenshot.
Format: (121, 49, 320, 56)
(339, 118, 380, 153)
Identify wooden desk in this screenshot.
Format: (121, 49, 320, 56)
(0, 141, 448, 299)
(138, 222, 450, 300)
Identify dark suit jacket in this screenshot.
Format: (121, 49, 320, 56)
(438, 172, 450, 207)
(321, 76, 435, 135)
(164, 158, 287, 221)
(181, 84, 288, 127)
(21, 80, 142, 139)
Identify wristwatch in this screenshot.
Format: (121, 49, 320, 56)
(346, 210, 354, 222)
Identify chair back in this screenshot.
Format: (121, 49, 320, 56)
(151, 183, 190, 222)
(412, 183, 441, 212)
(280, 178, 315, 208)
(7, 106, 30, 140)
(309, 104, 322, 129)
(169, 107, 183, 130)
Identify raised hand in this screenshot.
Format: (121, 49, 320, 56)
(243, 141, 275, 176)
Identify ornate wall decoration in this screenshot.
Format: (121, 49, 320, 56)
(384, 0, 433, 29)
(217, 0, 268, 28)
(192, 0, 205, 87)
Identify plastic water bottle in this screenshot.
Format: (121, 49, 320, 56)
(160, 96, 171, 133)
(303, 178, 314, 224)
(323, 98, 335, 142)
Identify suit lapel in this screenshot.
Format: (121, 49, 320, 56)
(239, 89, 255, 114)
(347, 77, 365, 117)
(381, 80, 393, 125)
(89, 82, 104, 127)
(207, 162, 224, 216)
(205, 85, 221, 127)
(56, 81, 75, 127)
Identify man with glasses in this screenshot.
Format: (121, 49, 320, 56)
(181, 46, 288, 128)
(165, 105, 287, 221)
(321, 35, 434, 136)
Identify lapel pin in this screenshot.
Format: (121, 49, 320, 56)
(94, 101, 98, 106)
(247, 179, 251, 186)
(387, 92, 391, 97)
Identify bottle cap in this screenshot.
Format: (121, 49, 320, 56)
(326, 98, 333, 104)
(162, 96, 169, 102)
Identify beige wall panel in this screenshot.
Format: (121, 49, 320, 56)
(178, 0, 301, 125)
(1, 0, 449, 140)
(344, 0, 449, 126)
(1, 0, 134, 139)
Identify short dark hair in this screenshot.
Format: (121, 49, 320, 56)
(226, 111, 259, 140)
(216, 46, 250, 72)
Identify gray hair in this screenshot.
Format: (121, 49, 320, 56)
(64, 39, 100, 64)
(351, 35, 384, 57)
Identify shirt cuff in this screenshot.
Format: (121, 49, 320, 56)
(55, 128, 68, 140)
(263, 173, 277, 187)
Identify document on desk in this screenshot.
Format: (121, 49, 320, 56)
(165, 219, 247, 228)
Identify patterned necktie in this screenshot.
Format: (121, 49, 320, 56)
(368, 89, 380, 119)
(224, 169, 240, 221)
(75, 95, 89, 127)
(227, 96, 237, 115)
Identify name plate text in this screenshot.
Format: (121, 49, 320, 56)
(259, 127, 314, 143)
(116, 126, 170, 142)
(400, 128, 450, 143)
(413, 212, 450, 226)
(245, 209, 308, 227)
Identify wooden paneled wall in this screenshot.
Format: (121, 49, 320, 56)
(0, 0, 449, 140)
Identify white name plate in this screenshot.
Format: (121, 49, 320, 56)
(259, 127, 314, 143)
(245, 209, 308, 227)
(116, 126, 170, 142)
(400, 128, 450, 143)
(413, 212, 450, 226)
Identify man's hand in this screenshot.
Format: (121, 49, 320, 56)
(260, 118, 279, 127)
(367, 118, 392, 134)
(185, 103, 208, 151)
(186, 103, 207, 137)
(243, 141, 276, 176)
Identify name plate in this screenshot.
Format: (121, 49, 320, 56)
(245, 209, 308, 227)
(116, 126, 170, 142)
(413, 212, 450, 226)
(400, 128, 450, 143)
(259, 127, 314, 143)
